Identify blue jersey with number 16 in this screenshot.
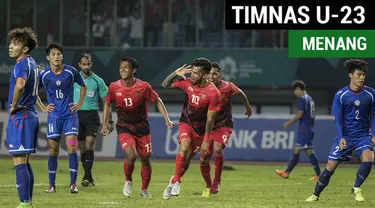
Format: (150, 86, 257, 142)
(39, 64, 85, 119)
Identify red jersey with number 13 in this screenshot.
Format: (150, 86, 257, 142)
(172, 78, 221, 136)
(106, 79, 159, 137)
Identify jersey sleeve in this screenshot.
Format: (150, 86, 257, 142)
(371, 90, 375, 114)
(208, 89, 221, 111)
(38, 71, 44, 89)
(297, 97, 306, 111)
(331, 92, 343, 117)
(171, 79, 187, 92)
(13, 63, 28, 80)
(97, 77, 108, 98)
(105, 83, 114, 104)
(145, 83, 159, 102)
(72, 67, 86, 86)
(229, 82, 239, 95)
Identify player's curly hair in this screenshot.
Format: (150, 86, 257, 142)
(212, 62, 221, 72)
(192, 57, 212, 74)
(292, 80, 306, 91)
(344, 59, 368, 74)
(8, 27, 38, 53)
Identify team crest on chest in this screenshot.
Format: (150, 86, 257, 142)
(116, 92, 122, 96)
(354, 100, 360, 106)
(56, 80, 61, 86)
(201, 93, 206, 99)
(136, 91, 140, 97)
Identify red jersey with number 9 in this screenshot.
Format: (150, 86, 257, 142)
(172, 78, 221, 136)
(213, 80, 239, 129)
(106, 78, 159, 137)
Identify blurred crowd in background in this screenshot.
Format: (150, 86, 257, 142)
(0, 0, 288, 48)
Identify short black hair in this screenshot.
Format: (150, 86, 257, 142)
(212, 62, 221, 72)
(46, 43, 63, 56)
(79, 53, 92, 62)
(192, 57, 212, 74)
(292, 80, 306, 91)
(8, 27, 38, 53)
(344, 59, 368, 74)
(120, 57, 138, 70)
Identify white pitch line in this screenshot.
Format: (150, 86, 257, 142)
(0, 183, 63, 188)
(0, 183, 109, 188)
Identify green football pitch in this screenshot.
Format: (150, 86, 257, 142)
(0, 159, 374, 208)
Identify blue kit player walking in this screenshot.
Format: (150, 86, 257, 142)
(306, 59, 375, 202)
(276, 80, 321, 180)
(37, 43, 87, 194)
(6, 27, 39, 208)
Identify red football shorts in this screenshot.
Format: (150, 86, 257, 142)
(178, 122, 203, 155)
(118, 133, 152, 156)
(210, 127, 233, 148)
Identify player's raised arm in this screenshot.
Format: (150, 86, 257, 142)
(200, 90, 221, 155)
(161, 64, 192, 88)
(231, 83, 252, 118)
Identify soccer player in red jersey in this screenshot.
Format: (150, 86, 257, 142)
(161, 58, 221, 200)
(201, 62, 252, 197)
(101, 57, 173, 198)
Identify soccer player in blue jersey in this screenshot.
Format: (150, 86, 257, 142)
(37, 43, 87, 194)
(276, 80, 321, 180)
(6, 27, 39, 208)
(306, 59, 375, 202)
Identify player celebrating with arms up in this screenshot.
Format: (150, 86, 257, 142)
(38, 43, 87, 194)
(201, 62, 252, 197)
(101, 57, 173, 198)
(306, 59, 375, 202)
(7, 27, 39, 208)
(275, 80, 321, 180)
(161, 58, 221, 200)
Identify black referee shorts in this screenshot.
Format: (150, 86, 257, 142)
(77, 110, 100, 142)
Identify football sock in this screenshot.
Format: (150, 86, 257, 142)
(214, 154, 224, 183)
(85, 150, 94, 181)
(68, 153, 78, 185)
(285, 154, 299, 174)
(48, 155, 58, 186)
(314, 168, 333, 197)
(26, 164, 34, 200)
(354, 161, 372, 187)
(200, 163, 212, 188)
(308, 153, 321, 176)
(141, 163, 152, 190)
(15, 164, 31, 202)
(124, 160, 135, 182)
(172, 154, 186, 183)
